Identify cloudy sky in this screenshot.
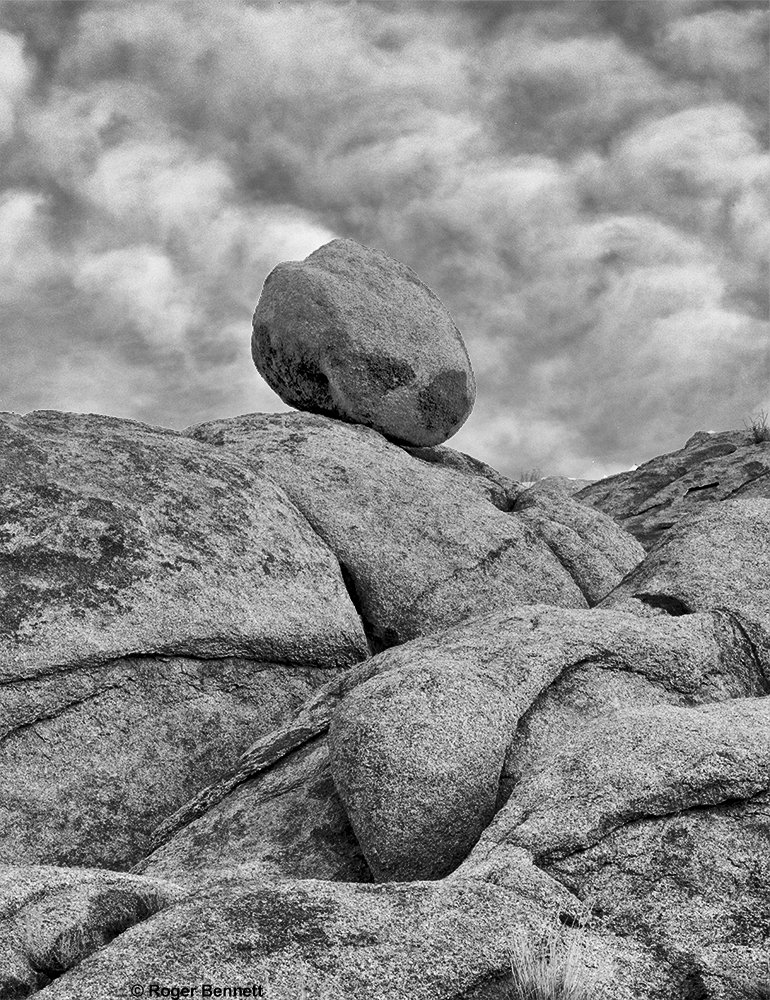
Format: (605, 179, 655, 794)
(1, 0, 768, 478)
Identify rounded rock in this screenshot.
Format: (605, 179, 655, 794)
(251, 238, 476, 446)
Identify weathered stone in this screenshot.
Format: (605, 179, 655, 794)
(548, 792, 770, 1000)
(327, 605, 766, 883)
(136, 738, 371, 886)
(0, 656, 337, 869)
(251, 238, 476, 446)
(0, 865, 180, 997)
(35, 868, 677, 1000)
(404, 443, 524, 510)
(600, 499, 770, 665)
(189, 412, 588, 647)
(577, 428, 770, 548)
(475, 697, 770, 865)
(513, 478, 645, 604)
(500, 608, 766, 796)
(0, 409, 368, 868)
(0, 410, 367, 679)
(142, 657, 384, 856)
(461, 696, 770, 997)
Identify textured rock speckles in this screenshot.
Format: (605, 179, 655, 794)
(0, 409, 368, 679)
(577, 429, 770, 548)
(0, 866, 180, 997)
(251, 238, 476, 446)
(189, 412, 588, 645)
(600, 498, 770, 660)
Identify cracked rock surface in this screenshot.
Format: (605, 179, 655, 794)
(0, 865, 180, 998)
(188, 412, 638, 645)
(0, 410, 367, 869)
(2, 410, 769, 1000)
(577, 428, 770, 549)
(601, 497, 770, 660)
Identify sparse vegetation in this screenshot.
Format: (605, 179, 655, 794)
(745, 409, 770, 444)
(507, 919, 598, 1000)
(17, 886, 169, 980)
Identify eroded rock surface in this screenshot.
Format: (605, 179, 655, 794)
(2, 407, 769, 1000)
(513, 478, 645, 604)
(600, 498, 770, 664)
(0, 657, 336, 869)
(479, 697, 770, 864)
(0, 410, 367, 868)
(35, 869, 678, 1000)
(0, 410, 367, 678)
(141, 602, 766, 890)
(327, 604, 766, 882)
(577, 428, 770, 548)
(0, 865, 180, 998)
(549, 792, 770, 1000)
(189, 412, 589, 645)
(137, 738, 371, 886)
(251, 238, 476, 447)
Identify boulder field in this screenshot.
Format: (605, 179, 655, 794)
(1, 240, 768, 999)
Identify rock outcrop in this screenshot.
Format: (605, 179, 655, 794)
(251, 238, 476, 446)
(513, 478, 645, 605)
(0, 409, 367, 678)
(2, 240, 769, 1000)
(0, 410, 367, 869)
(577, 428, 770, 548)
(0, 866, 180, 997)
(28, 869, 678, 1000)
(189, 411, 597, 646)
(601, 497, 770, 664)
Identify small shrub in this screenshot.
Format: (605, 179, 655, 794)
(745, 409, 770, 444)
(507, 921, 598, 1000)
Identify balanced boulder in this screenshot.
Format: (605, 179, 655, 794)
(251, 238, 475, 446)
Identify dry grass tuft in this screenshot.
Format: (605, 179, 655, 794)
(745, 409, 770, 444)
(508, 921, 598, 1000)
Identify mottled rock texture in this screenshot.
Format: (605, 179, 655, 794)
(188, 412, 642, 646)
(0, 656, 336, 869)
(513, 478, 645, 604)
(549, 792, 770, 1000)
(600, 498, 770, 664)
(478, 697, 770, 864)
(0, 410, 367, 868)
(2, 408, 769, 1000)
(327, 604, 765, 882)
(577, 428, 770, 548)
(0, 410, 367, 677)
(147, 602, 764, 891)
(137, 738, 371, 886)
(251, 238, 476, 446)
(35, 870, 676, 1000)
(0, 865, 180, 998)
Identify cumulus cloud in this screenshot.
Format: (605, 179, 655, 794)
(0, 0, 767, 477)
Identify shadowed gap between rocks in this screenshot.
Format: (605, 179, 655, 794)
(4, 879, 180, 999)
(337, 561, 385, 655)
(633, 593, 694, 616)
